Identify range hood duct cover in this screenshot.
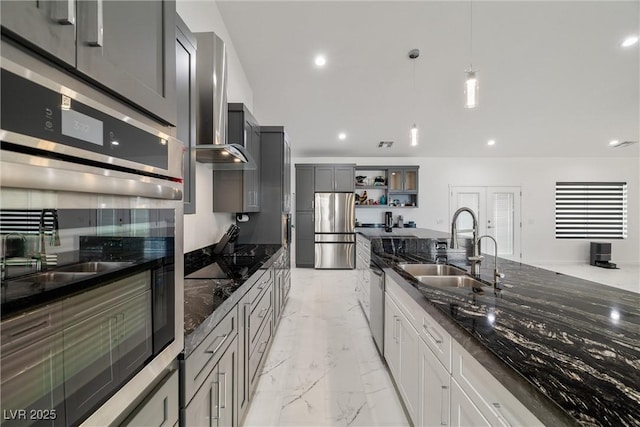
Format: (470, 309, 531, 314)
(194, 31, 255, 170)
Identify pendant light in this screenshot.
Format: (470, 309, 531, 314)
(465, 0, 479, 109)
(409, 48, 419, 146)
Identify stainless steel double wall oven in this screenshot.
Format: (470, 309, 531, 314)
(0, 59, 184, 426)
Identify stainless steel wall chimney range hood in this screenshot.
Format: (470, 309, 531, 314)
(194, 32, 255, 170)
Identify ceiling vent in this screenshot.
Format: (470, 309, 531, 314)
(378, 141, 394, 148)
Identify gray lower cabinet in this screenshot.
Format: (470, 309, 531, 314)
(184, 336, 237, 427)
(121, 369, 179, 427)
(1, 1, 177, 125)
(295, 211, 314, 268)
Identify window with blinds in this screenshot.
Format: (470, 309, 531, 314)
(555, 182, 627, 239)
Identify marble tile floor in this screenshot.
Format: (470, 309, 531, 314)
(531, 261, 639, 293)
(243, 268, 409, 427)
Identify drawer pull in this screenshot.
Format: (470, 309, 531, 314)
(205, 333, 229, 355)
(423, 320, 443, 344)
(258, 340, 268, 354)
(258, 308, 268, 318)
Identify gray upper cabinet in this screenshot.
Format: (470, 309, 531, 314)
(1, 1, 76, 67)
(296, 165, 315, 211)
(176, 15, 196, 214)
(388, 167, 418, 194)
(213, 103, 261, 213)
(314, 165, 355, 192)
(1, 1, 177, 126)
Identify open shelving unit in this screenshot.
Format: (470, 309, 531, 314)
(354, 166, 419, 208)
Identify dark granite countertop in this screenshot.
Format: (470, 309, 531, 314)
(183, 244, 283, 357)
(362, 231, 640, 426)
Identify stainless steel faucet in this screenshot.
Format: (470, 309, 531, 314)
(471, 235, 505, 291)
(450, 207, 479, 256)
(39, 209, 61, 269)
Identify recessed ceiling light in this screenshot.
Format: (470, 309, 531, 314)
(487, 139, 496, 146)
(338, 132, 346, 140)
(314, 55, 326, 67)
(621, 36, 639, 47)
(609, 139, 620, 146)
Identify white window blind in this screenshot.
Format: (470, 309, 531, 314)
(555, 182, 627, 239)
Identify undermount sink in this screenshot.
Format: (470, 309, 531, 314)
(415, 275, 487, 289)
(398, 263, 466, 276)
(56, 261, 134, 273)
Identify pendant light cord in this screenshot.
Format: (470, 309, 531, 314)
(469, 0, 474, 69)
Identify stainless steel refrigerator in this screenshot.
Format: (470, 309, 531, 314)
(314, 192, 355, 269)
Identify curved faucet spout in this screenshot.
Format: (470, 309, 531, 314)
(450, 207, 478, 254)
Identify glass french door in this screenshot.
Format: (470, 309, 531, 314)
(450, 186, 521, 260)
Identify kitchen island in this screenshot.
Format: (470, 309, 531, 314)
(357, 228, 640, 426)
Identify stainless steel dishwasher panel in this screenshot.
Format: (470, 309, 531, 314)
(369, 262, 385, 355)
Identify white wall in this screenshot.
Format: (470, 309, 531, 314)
(177, 0, 254, 252)
(293, 156, 639, 264)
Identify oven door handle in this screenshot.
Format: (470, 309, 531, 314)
(1, 151, 182, 200)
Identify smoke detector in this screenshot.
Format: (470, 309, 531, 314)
(378, 141, 394, 148)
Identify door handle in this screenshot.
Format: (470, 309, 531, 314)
(441, 385, 449, 425)
(87, 0, 104, 47)
(210, 378, 221, 420)
(53, 0, 75, 25)
(219, 372, 227, 409)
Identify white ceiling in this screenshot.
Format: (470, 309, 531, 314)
(217, 1, 640, 158)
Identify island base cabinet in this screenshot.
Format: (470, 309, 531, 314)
(419, 339, 451, 427)
(452, 341, 543, 427)
(384, 295, 419, 425)
(450, 379, 491, 427)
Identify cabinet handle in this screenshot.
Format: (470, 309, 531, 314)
(492, 403, 513, 427)
(54, 0, 75, 25)
(205, 333, 229, 355)
(219, 372, 227, 409)
(258, 308, 268, 318)
(394, 317, 401, 343)
(423, 320, 443, 344)
(440, 385, 449, 426)
(210, 378, 221, 420)
(258, 340, 268, 354)
(87, 0, 104, 47)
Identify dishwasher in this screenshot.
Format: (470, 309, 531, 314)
(369, 261, 385, 355)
